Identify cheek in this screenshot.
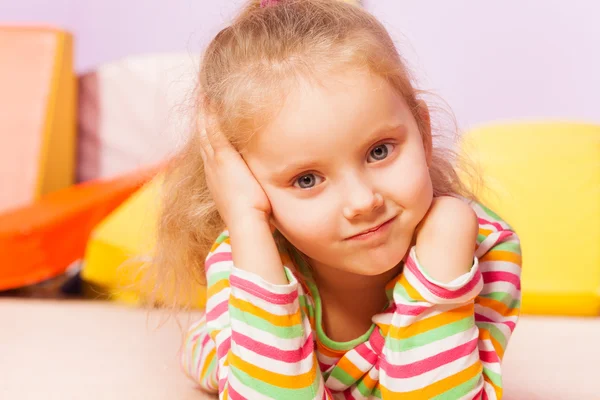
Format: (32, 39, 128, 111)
(378, 148, 433, 210)
(265, 189, 337, 245)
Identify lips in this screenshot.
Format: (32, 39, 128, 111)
(347, 216, 396, 240)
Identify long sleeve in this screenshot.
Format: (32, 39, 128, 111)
(378, 204, 521, 399)
(180, 231, 333, 399)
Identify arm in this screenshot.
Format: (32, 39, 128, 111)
(379, 201, 521, 400)
(181, 231, 333, 399)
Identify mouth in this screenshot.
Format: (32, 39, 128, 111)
(346, 216, 397, 241)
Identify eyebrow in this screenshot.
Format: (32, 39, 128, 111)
(272, 123, 407, 180)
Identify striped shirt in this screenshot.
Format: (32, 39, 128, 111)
(180, 202, 522, 399)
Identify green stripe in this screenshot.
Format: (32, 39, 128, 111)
(356, 377, 377, 398)
(386, 316, 475, 352)
(477, 233, 487, 243)
(491, 241, 521, 254)
(207, 271, 231, 287)
(393, 281, 417, 302)
(329, 366, 356, 386)
(483, 366, 502, 387)
(230, 364, 320, 399)
(200, 354, 217, 382)
(215, 232, 229, 245)
(229, 306, 304, 339)
(479, 292, 520, 310)
(477, 322, 508, 349)
(298, 295, 314, 321)
(431, 373, 481, 400)
(478, 203, 503, 221)
(373, 386, 382, 399)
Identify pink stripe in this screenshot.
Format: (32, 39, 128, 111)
(344, 390, 357, 400)
(406, 256, 482, 300)
(481, 271, 521, 289)
(201, 332, 212, 348)
(206, 299, 228, 322)
(227, 382, 245, 400)
(478, 350, 499, 364)
(394, 302, 430, 316)
(476, 313, 516, 332)
(205, 251, 233, 272)
(217, 336, 231, 362)
(380, 338, 478, 378)
(368, 329, 385, 354)
(230, 274, 298, 305)
(231, 331, 314, 363)
(478, 217, 503, 231)
(324, 387, 334, 400)
(482, 388, 489, 400)
(472, 388, 484, 400)
(354, 343, 379, 365)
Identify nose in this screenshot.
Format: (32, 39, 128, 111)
(342, 176, 384, 220)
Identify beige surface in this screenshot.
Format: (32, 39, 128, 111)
(1, 299, 599, 399)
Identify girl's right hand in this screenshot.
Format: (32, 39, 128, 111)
(198, 115, 272, 229)
(199, 114, 287, 285)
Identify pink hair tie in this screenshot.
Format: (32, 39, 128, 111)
(260, 0, 280, 7)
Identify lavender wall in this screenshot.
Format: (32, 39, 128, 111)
(1, 0, 598, 128)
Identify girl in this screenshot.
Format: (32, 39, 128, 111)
(155, 0, 522, 398)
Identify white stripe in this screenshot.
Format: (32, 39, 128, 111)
(475, 304, 518, 325)
(206, 289, 229, 312)
(344, 348, 375, 372)
(228, 318, 310, 351)
(404, 267, 482, 305)
(479, 260, 521, 275)
(385, 328, 478, 365)
(380, 352, 480, 392)
(324, 375, 347, 391)
(317, 352, 339, 367)
(390, 302, 467, 328)
(232, 288, 300, 316)
(479, 281, 518, 296)
(226, 370, 277, 400)
(206, 309, 230, 332)
(483, 380, 498, 400)
(230, 339, 316, 376)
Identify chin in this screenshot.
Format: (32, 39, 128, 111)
(351, 249, 406, 276)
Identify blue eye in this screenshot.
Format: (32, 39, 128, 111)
(294, 173, 322, 189)
(367, 143, 393, 162)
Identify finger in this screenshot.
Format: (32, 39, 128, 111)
(197, 125, 214, 159)
(204, 116, 235, 153)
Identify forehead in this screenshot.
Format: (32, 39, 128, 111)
(245, 69, 410, 163)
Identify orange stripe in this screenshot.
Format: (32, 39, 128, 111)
(484, 374, 502, 398)
(207, 278, 230, 298)
(210, 237, 231, 253)
(229, 296, 302, 327)
(336, 355, 367, 381)
(481, 250, 522, 265)
(229, 351, 319, 389)
(388, 303, 474, 340)
(380, 360, 482, 399)
(476, 296, 520, 317)
(360, 372, 378, 392)
(479, 228, 493, 236)
(200, 347, 216, 382)
(316, 341, 346, 358)
(398, 275, 425, 302)
(479, 329, 505, 359)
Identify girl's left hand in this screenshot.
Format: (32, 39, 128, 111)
(414, 196, 479, 283)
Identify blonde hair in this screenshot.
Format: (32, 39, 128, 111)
(151, 0, 478, 309)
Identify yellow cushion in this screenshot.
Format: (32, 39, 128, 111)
(81, 176, 206, 308)
(459, 122, 600, 316)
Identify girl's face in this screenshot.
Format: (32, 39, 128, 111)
(244, 69, 434, 276)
